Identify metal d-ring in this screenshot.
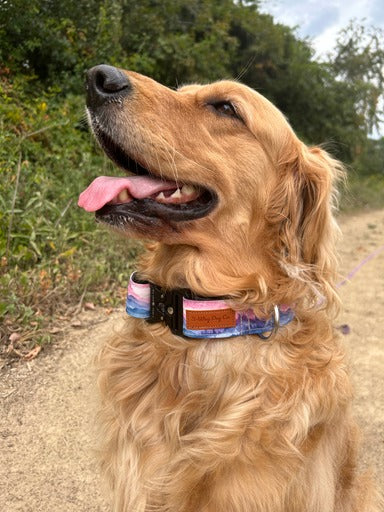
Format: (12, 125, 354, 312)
(258, 305, 280, 340)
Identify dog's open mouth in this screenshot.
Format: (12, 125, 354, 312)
(78, 130, 217, 226)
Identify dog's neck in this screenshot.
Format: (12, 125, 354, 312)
(137, 241, 278, 303)
(126, 272, 294, 340)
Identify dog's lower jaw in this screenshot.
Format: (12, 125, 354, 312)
(96, 316, 377, 512)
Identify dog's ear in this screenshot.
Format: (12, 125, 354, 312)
(268, 144, 345, 306)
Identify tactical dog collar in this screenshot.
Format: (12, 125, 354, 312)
(126, 272, 294, 340)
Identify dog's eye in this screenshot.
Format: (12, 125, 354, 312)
(210, 101, 240, 120)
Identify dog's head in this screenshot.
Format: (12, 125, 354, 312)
(79, 65, 344, 309)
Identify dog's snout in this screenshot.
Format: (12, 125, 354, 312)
(86, 64, 131, 108)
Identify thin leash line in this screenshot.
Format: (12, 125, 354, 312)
(338, 243, 384, 288)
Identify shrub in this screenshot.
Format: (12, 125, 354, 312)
(0, 74, 141, 361)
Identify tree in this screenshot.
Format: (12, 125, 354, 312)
(119, 0, 240, 85)
(329, 21, 384, 137)
(0, 1, 381, 163)
(0, 0, 103, 89)
(227, 5, 362, 159)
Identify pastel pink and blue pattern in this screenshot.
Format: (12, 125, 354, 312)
(126, 278, 151, 318)
(182, 298, 293, 338)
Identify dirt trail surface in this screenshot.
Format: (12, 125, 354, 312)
(1, 210, 384, 511)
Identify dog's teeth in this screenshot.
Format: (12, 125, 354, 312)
(170, 188, 182, 199)
(118, 189, 129, 202)
(181, 184, 196, 196)
(156, 192, 166, 200)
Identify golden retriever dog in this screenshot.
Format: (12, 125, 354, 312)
(78, 65, 379, 512)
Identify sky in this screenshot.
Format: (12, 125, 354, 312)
(260, 0, 384, 58)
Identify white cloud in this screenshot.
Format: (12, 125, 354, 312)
(306, 6, 340, 38)
(370, 0, 384, 23)
(260, 0, 384, 56)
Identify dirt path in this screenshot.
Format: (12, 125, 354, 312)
(1, 210, 383, 511)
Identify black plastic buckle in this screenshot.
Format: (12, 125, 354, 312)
(148, 283, 184, 336)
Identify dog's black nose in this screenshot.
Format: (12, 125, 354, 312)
(86, 65, 131, 108)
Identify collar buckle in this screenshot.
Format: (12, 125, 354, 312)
(148, 283, 184, 336)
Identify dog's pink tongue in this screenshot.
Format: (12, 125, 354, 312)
(78, 176, 176, 212)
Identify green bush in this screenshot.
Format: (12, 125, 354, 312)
(341, 172, 384, 211)
(0, 74, 141, 358)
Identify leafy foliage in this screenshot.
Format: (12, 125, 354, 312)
(1, 1, 383, 157)
(0, 72, 142, 360)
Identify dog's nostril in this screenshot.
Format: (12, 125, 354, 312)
(86, 64, 131, 107)
(94, 65, 130, 93)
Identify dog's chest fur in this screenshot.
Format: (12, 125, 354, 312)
(98, 317, 352, 512)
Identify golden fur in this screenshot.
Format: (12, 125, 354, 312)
(91, 70, 379, 511)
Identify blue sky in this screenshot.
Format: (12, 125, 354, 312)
(260, 0, 384, 57)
